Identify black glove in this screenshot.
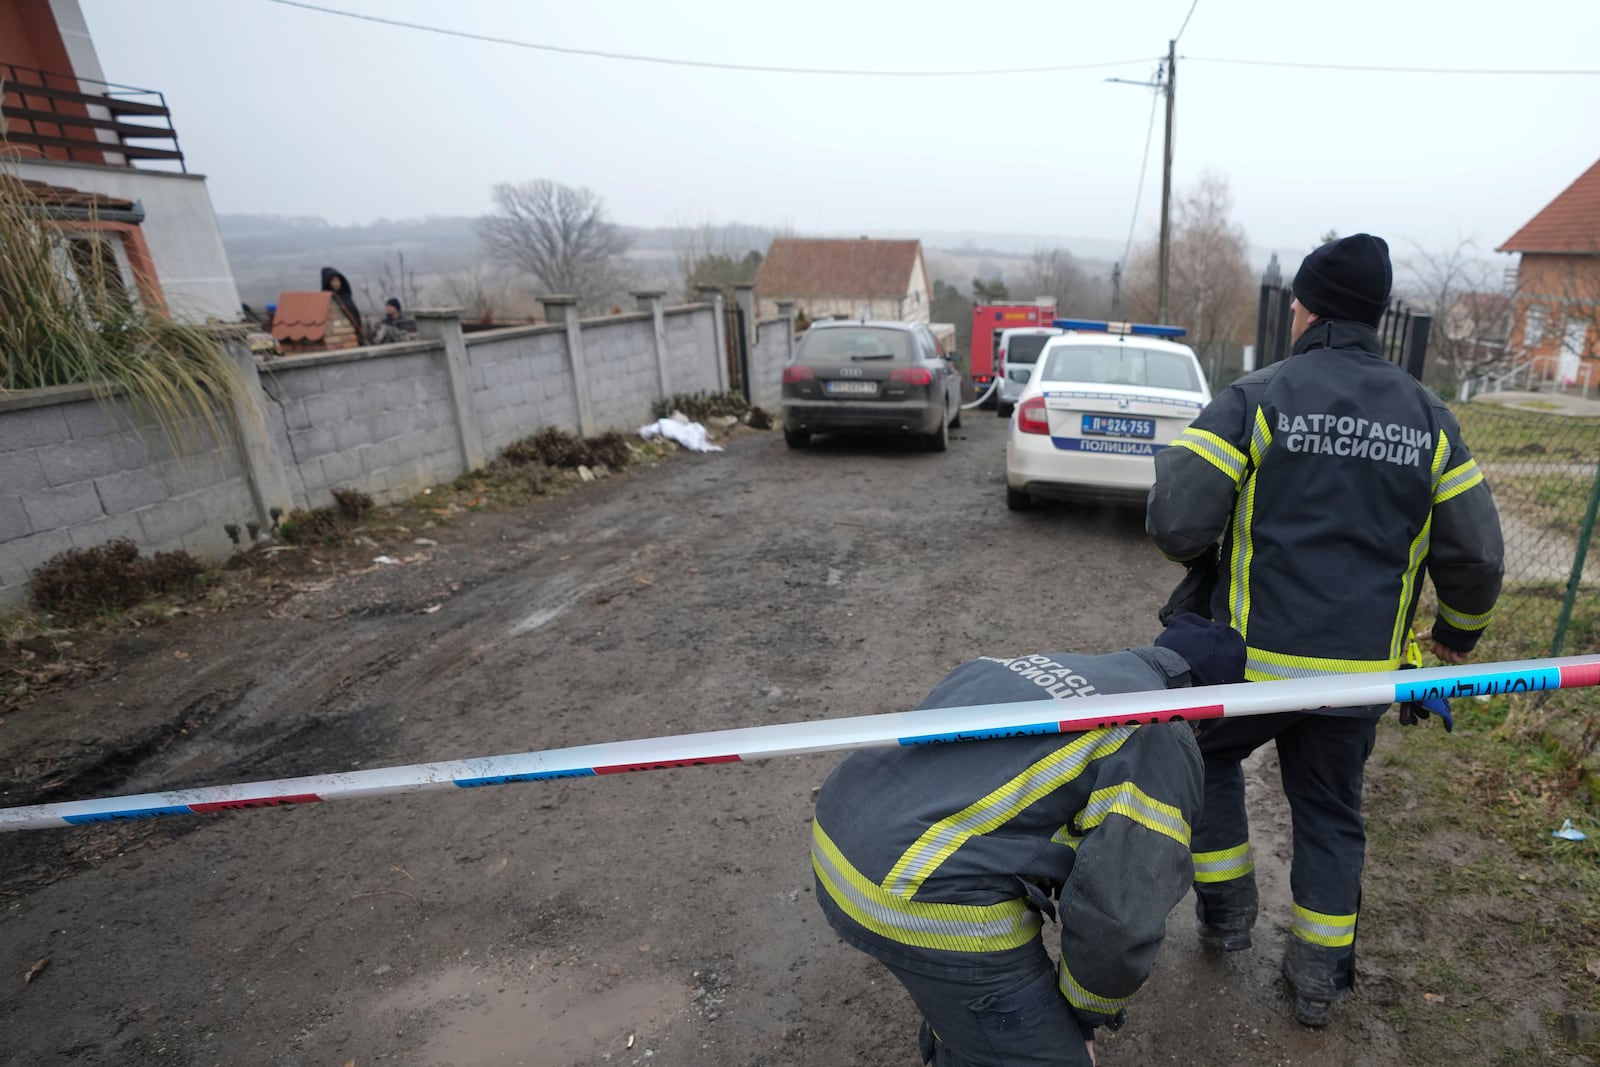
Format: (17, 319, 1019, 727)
(1159, 546, 1219, 625)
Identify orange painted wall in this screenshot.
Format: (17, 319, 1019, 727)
(0, 0, 104, 163)
(1509, 253, 1600, 377)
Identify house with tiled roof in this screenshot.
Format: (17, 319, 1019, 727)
(755, 237, 930, 324)
(2, 0, 242, 321)
(270, 290, 361, 354)
(1498, 157, 1600, 387)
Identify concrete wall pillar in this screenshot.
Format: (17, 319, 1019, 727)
(776, 300, 798, 365)
(696, 286, 730, 393)
(415, 308, 487, 471)
(733, 283, 757, 358)
(222, 333, 294, 529)
(542, 294, 594, 435)
(634, 290, 672, 401)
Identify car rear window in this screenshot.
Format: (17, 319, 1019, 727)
(1004, 334, 1052, 365)
(1039, 345, 1201, 391)
(798, 327, 912, 363)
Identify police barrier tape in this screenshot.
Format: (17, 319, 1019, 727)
(3, 655, 1597, 833)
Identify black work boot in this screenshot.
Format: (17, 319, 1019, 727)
(1195, 881, 1258, 952)
(1281, 937, 1352, 1027)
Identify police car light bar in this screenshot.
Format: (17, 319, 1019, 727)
(1053, 318, 1187, 338)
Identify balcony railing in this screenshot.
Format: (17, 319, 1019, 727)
(0, 63, 185, 172)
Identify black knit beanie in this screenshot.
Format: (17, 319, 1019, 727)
(1153, 612, 1246, 687)
(1291, 233, 1392, 328)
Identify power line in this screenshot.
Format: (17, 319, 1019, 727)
(1186, 55, 1600, 75)
(1174, 0, 1200, 42)
(1121, 82, 1162, 270)
(265, 0, 1160, 77)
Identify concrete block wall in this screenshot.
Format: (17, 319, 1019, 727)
(463, 325, 579, 454)
(583, 313, 660, 432)
(258, 343, 463, 507)
(0, 387, 255, 604)
(664, 307, 722, 397)
(0, 305, 724, 608)
(749, 317, 792, 412)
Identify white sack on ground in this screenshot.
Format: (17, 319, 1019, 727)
(638, 418, 724, 453)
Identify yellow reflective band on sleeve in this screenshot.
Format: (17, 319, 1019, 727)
(1074, 782, 1191, 848)
(1225, 409, 1273, 642)
(810, 822, 1043, 953)
(1172, 428, 1247, 485)
(1051, 825, 1084, 851)
(1192, 841, 1254, 883)
(1434, 458, 1484, 504)
(1291, 903, 1357, 948)
(1059, 959, 1134, 1016)
(1391, 430, 1454, 658)
(1245, 646, 1402, 681)
(884, 728, 1135, 898)
(1437, 599, 1494, 632)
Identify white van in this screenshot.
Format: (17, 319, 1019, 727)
(994, 326, 1064, 417)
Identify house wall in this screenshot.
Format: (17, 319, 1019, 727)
(0, 305, 725, 608)
(758, 297, 905, 322)
(1508, 253, 1600, 379)
(902, 256, 930, 325)
(11, 158, 243, 322)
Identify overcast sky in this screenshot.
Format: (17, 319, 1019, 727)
(81, 0, 1600, 264)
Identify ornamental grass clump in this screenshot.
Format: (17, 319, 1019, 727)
(0, 162, 247, 444)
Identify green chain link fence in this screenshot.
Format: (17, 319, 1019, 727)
(1438, 401, 1600, 663)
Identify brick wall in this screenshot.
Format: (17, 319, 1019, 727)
(0, 304, 724, 608)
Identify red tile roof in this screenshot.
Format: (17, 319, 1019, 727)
(1499, 157, 1600, 254)
(0, 175, 137, 214)
(756, 238, 924, 299)
(271, 290, 344, 342)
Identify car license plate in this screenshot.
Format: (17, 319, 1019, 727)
(826, 380, 878, 396)
(1081, 415, 1155, 438)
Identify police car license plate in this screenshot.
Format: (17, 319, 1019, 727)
(826, 380, 878, 396)
(1082, 415, 1155, 438)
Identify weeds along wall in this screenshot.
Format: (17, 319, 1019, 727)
(0, 302, 725, 609)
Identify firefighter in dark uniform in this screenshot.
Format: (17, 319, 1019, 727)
(1145, 233, 1505, 1027)
(812, 615, 1246, 1066)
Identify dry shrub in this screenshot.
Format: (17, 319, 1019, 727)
(500, 427, 633, 470)
(585, 431, 632, 470)
(651, 391, 748, 421)
(30, 539, 204, 620)
(332, 488, 374, 521)
(277, 507, 340, 545)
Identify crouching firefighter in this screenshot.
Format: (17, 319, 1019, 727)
(811, 615, 1245, 1066)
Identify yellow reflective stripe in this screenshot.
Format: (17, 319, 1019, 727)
(1434, 458, 1484, 504)
(1291, 903, 1357, 948)
(811, 822, 1042, 952)
(1075, 782, 1191, 848)
(1059, 959, 1133, 1015)
(1391, 431, 1453, 658)
(1226, 409, 1272, 641)
(1051, 825, 1084, 850)
(1172, 428, 1247, 485)
(1437, 599, 1494, 632)
(1245, 645, 1402, 681)
(1192, 842, 1254, 883)
(884, 728, 1135, 897)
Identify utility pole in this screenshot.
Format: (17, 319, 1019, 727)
(1111, 262, 1123, 319)
(1157, 39, 1176, 324)
(1107, 42, 1177, 323)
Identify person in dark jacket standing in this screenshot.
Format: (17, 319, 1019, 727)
(1145, 234, 1504, 1027)
(321, 266, 364, 340)
(813, 615, 1246, 1066)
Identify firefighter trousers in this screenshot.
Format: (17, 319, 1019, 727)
(1190, 709, 1381, 995)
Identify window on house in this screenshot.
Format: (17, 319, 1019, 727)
(51, 233, 140, 307)
(1524, 305, 1546, 347)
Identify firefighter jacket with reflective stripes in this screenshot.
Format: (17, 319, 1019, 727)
(1145, 320, 1504, 694)
(812, 647, 1204, 1032)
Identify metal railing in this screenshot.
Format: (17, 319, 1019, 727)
(0, 63, 184, 172)
(1256, 281, 1431, 380)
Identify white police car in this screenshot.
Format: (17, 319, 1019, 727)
(1005, 319, 1210, 509)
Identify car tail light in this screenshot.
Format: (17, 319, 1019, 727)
(1018, 396, 1050, 435)
(782, 365, 814, 383)
(889, 367, 933, 385)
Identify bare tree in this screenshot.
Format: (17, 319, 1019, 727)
(1017, 247, 1114, 318)
(478, 180, 631, 306)
(1127, 171, 1254, 376)
(1399, 239, 1512, 395)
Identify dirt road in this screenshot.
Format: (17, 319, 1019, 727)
(0, 414, 1580, 1065)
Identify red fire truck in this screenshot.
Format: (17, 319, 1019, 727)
(969, 300, 1057, 404)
